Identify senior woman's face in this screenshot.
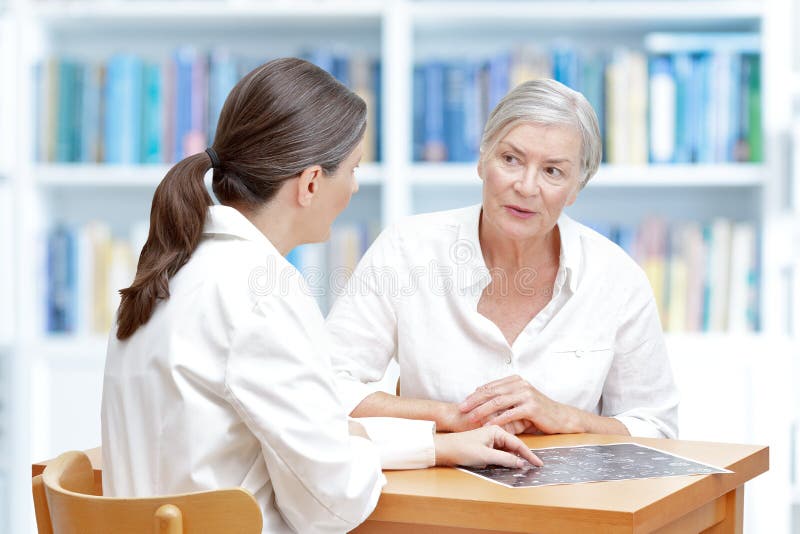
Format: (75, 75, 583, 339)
(478, 122, 582, 242)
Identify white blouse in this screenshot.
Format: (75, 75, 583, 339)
(327, 204, 679, 439)
(101, 205, 435, 534)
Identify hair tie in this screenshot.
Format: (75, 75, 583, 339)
(205, 148, 221, 169)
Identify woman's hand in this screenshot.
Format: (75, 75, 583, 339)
(434, 426, 543, 468)
(438, 402, 484, 432)
(458, 375, 585, 435)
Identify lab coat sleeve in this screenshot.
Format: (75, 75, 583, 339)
(223, 291, 385, 534)
(355, 417, 436, 469)
(326, 225, 402, 414)
(604, 276, 680, 439)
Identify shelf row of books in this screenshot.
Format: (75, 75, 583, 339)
(590, 217, 759, 333)
(414, 33, 761, 166)
(43, 211, 757, 334)
(44, 220, 379, 333)
(35, 49, 381, 166)
(45, 220, 147, 334)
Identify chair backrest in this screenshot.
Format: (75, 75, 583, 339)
(32, 451, 263, 534)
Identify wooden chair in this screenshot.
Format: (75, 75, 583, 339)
(32, 451, 263, 534)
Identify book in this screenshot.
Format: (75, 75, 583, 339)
(45, 222, 147, 335)
(648, 55, 676, 163)
(422, 62, 447, 162)
(603, 218, 756, 333)
(46, 225, 77, 333)
(38, 50, 382, 164)
(706, 218, 732, 331)
(104, 54, 143, 164)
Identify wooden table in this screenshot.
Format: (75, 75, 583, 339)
(352, 434, 768, 534)
(33, 434, 767, 534)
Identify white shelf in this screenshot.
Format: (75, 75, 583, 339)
(29, 335, 109, 362)
(34, 0, 384, 26)
(35, 162, 384, 187)
(410, 163, 766, 187)
(411, 1, 763, 29)
(793, 73, 800, 96)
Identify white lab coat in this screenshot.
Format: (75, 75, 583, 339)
(101, 205, 435, 534)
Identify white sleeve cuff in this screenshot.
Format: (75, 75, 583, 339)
(354, 417, 436, 470)
(335, 377, 386, 416)
(614, 415, 673, 439)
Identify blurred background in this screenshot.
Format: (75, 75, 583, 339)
(1, 0, 799, 532)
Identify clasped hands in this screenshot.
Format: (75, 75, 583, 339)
(446, 375, 586, 435)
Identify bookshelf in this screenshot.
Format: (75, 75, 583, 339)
(33, 162, 385, 187)
(1, 1, 798, 533)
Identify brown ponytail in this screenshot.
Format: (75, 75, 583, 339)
(116, 57, 367, 340)
(116, 153, 213, 340)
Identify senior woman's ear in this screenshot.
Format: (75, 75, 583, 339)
(295, 165, 324, 207)
(476, 159, 484, 181)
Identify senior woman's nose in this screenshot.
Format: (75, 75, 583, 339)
(513, 168, 541, 196)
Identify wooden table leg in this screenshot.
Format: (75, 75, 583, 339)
(703, 486, 744, 534)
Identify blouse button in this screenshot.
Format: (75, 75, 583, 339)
(575, 350, 585, 358)
(505, 356, 512, 365)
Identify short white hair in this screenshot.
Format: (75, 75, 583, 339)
(480, 79, 602, 188)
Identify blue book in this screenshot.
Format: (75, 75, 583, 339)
(412, 65, 426, 162)
(672, 53, 693, 164)
(105, 54, 143, 164)
(487, 52, 510, 112)
(332, 55, 350, 87)
(701, 223, 713, 331)
(422, 62, 446, 162)
(71, 63, 85, 162)
(444, 62, 468, 162)
(553, 45, 580, 90)
(141, 63, 163, 164)
(692, 53, 713, 163)
(208, 50, 239, 144)
(304, 49, 335, 77)
(56, 60, 74, 163)
(685, 54, 706, 163)
(728, 53, 744, 162)
(46, 226, 77, 333)
(462, 61, 481, 162)
(581, 55, 606, 156)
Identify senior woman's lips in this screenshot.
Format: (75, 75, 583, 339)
(505, 205, 537, 219)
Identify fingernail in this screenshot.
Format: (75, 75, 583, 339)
(516, 459, 530, 469)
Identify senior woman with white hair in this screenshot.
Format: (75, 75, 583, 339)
(326, 79, 679, 439)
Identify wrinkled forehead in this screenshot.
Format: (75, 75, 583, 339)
(490, 121, 583, 161)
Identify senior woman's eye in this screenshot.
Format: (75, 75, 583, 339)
(502, 154, 519, 165)
(544, 167, 563, 177)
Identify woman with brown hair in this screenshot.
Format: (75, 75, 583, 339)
(100, 57, 540, 534)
